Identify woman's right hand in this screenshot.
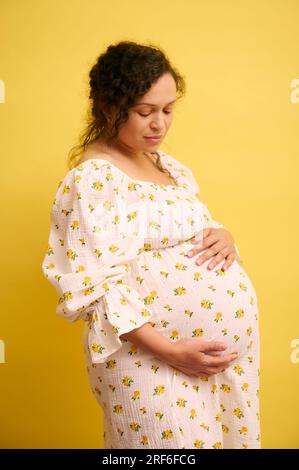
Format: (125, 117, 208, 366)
(164, 338, 238, 378)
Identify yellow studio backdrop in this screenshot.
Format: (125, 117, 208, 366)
(0, 0, 298, 449)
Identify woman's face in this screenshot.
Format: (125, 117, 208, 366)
(116, 72, 177, 156)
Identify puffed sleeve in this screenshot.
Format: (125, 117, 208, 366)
(167, 154, 242, 261)
(41, 160, 154, 364)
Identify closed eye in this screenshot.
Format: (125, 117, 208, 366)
(138, 111, 172, 117)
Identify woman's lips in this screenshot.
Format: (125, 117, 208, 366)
(144, 136, 162, 143)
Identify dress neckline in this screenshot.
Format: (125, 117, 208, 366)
(76, 150, 181, 190)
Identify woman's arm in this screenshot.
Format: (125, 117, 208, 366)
(120, 323, 174, 362)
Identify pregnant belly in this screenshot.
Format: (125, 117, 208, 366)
(135, 239, 259, 358)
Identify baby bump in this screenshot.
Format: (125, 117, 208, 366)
(136, 240, 260, 358)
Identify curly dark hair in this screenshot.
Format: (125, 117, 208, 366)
(67, 40, 186, 174)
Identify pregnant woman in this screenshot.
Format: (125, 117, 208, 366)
(42, 41, 261, 449)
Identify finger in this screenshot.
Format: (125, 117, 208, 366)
(192, 233, 220, 251)
(221, 253, 236, 271)
(195, 243, 225, 265)
(207, 248, 230, 270)
(199, 341, 227, 353)
(204, 352, 238, 367)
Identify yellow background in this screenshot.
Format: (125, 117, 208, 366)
(0, 0, 298, 448)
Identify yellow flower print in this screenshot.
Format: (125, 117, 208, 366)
(82, 276, 92, 286)
(143, 244, 152, 252)
(233, 364, 245, 376)
(153, 251, 162, 259)
(128, 182, 139, 191)
(84, 286, 95, 296)
(175, 262, 187, 271)
(74, 175, 81, 183)
(61, 291, 73, 302)
(176, 398, 187, 407)
(185, 310, 194, 318)
(235, 309, 245, 319)
(92, 180, 104, 191)
(106, 360, 117, 369)
(62, 184, 70, 194)
(113, 404, 123, 414)
(46, 245, 54, 256)
(70, 220, 80, 230)
(211, 384, 218, 395)
(127, 211, 138, 221)
(61, 208, 73, 216)
(214, 312, 223, 322)
(200, 423, 210, 432)
(239, 282, 247, 291)
(193, 272, 202, 281)
(130, 422, 141, 432)
(174, 286, 187, 296)
(100, 282, 110, 293)
(161, 237, 169, 245)
(132, 390, 140, 401)
(234, 335, 240, 342)
(201, 298, 213, 309)
(222, 424, 229, 434)
(94, 248, 102, 258)
(241, 383, 249, 392)
(239, 427, 248, 435)
(151, 364, 160, 373)
(194, 440, 205, 448)
(155, 412, 164, 420)
(160, 270, 169, 278)
(46, 263, 55, 270)
(233, 407, 244, 419)
(88, 203, 95, 213)
(141, 435, 149, 445)
(153, 385, 165, 396)
(161, 429, 173, 440)
(161, 319, 170, 328)
(227, 290, 235, 297)
(212, 442, 223, 449)
(247, 326, 252, 336)
(91, 343, 105, 355)
(222, 328, 228, 336)
(170, 330, 179, 340)
(164, 304, 172, 311)
(108, 244, 119, 254)
(208, 285, 216, 291)
(215, 413, 222, 422)
(190, 409, 197, 419)
(139, 407, 147, 414)
(220, 384, 231, 394)
(144, 291, 159, 305)
(192, 328, 204, 337)
(122, 376, 134, 387)
(76, 265, 85, 272)
(220, 403, 226, 412)
(66, 249, 78, 261)
(215, 269, 226, 276)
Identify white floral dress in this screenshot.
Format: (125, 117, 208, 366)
(42, 150, 261, 449)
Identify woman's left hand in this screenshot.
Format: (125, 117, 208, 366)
(187, 228, 238, 271)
